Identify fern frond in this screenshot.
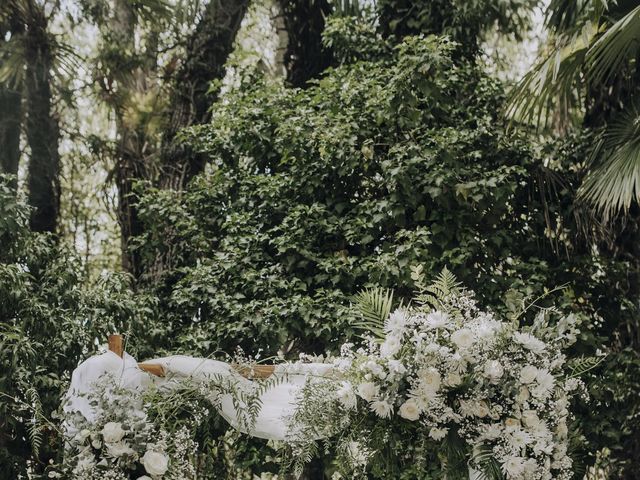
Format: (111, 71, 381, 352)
(568, 355, 605, 378)
(25, 388, 44, 458)
(419, 267, 462, 310)
(352, 287, 394, 339)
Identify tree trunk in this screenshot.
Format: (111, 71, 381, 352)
(108, 0, 146, 276)
(23, 3, 60, 233)
(0, 21, 23, 189)
(159, 0, 250, 191)
(277, 0, 333, 88)
(0, 85, 21, 181)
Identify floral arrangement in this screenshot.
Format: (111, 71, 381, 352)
(283, 267, 592, 479)
(48, 376, 209, 480)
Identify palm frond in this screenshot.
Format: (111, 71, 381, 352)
(586, 5, 640, 86)
(351, 287, 394, 339)
(505, 27, 592, 130)
(472, 443, 505, 480)
(578, 105, 640, 218)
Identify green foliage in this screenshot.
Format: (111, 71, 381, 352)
(0, 174, 157, 479)
(132, 23, 639, 475)
(352, 287, 394, 339)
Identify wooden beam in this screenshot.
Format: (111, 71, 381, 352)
(106, 335, 274, 379)
(108, 334, 124, 358)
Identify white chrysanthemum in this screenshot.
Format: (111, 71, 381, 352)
(356, 382, 379, 402)
(513, 332, 546, 353)
(556, 421, 568, 439)
(385, 309, 407, 333)
(364, 360, 385, 379)
(346, 440, 369, 467)
(398, 398, 421, 421)
(370, 399, 393, 418)
(425, 311, 449, 329)
(428, 427, 448, 440)
(387, 359, 407, 376)
(380, 335, 401, 358)
(509, 429, 532, 449)
(450, 328, 474, 350)
(502, 455, 526, 478)
(532, 369, 555, 399)
(336, 381, 357, 410)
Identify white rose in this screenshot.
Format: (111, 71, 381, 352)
(101, 422, 125, 443)
(473, 400, 490, 418)
(516, 386, 530, 403)
(521, 410, 541, 430)
(450, 328, 474, 350)
(380, 335, 401, 358)
(398, 399, 421, 421)
(336, 382, 357, 410)
(422, 368, 441, 392)
(107, 442, 135, 458)
(483, 360, 504, 383)
(142, 450, 169, 477)
(444, 372, 462, 387)
(520, 365, 538, 384)
(356, 382, 379, 402)
(138, 477, 153, 480)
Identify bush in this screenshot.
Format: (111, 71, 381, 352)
(0, 175, 157, 479)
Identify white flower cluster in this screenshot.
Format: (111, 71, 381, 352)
(49, 377, 200, 479)
(293, 287, 583, 479)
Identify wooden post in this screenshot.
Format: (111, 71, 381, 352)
(108, 334, 124, 357)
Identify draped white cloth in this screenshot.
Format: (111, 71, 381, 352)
(64, 351, 334, 441)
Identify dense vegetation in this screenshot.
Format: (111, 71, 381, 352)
(1, 0, 639, 479)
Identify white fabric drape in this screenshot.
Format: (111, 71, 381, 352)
(64, 352, 334, 441)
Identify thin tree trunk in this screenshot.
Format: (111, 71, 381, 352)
(0, 86, 21, 180)
(160, 0, 250, 190)
(277, 0, 333, 88)
(23, 3, 60, 233)
(0, 21, 23, 189)
(109, 0, 145, 276)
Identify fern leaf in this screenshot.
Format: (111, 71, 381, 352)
(25, 388, 43, 458)
(568, 355, 605, 378)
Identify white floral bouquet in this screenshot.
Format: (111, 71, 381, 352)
(284, 267, 590, 479)
(48, 376, 205, 480)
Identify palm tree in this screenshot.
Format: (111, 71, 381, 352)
(507, 0, 640, 219)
